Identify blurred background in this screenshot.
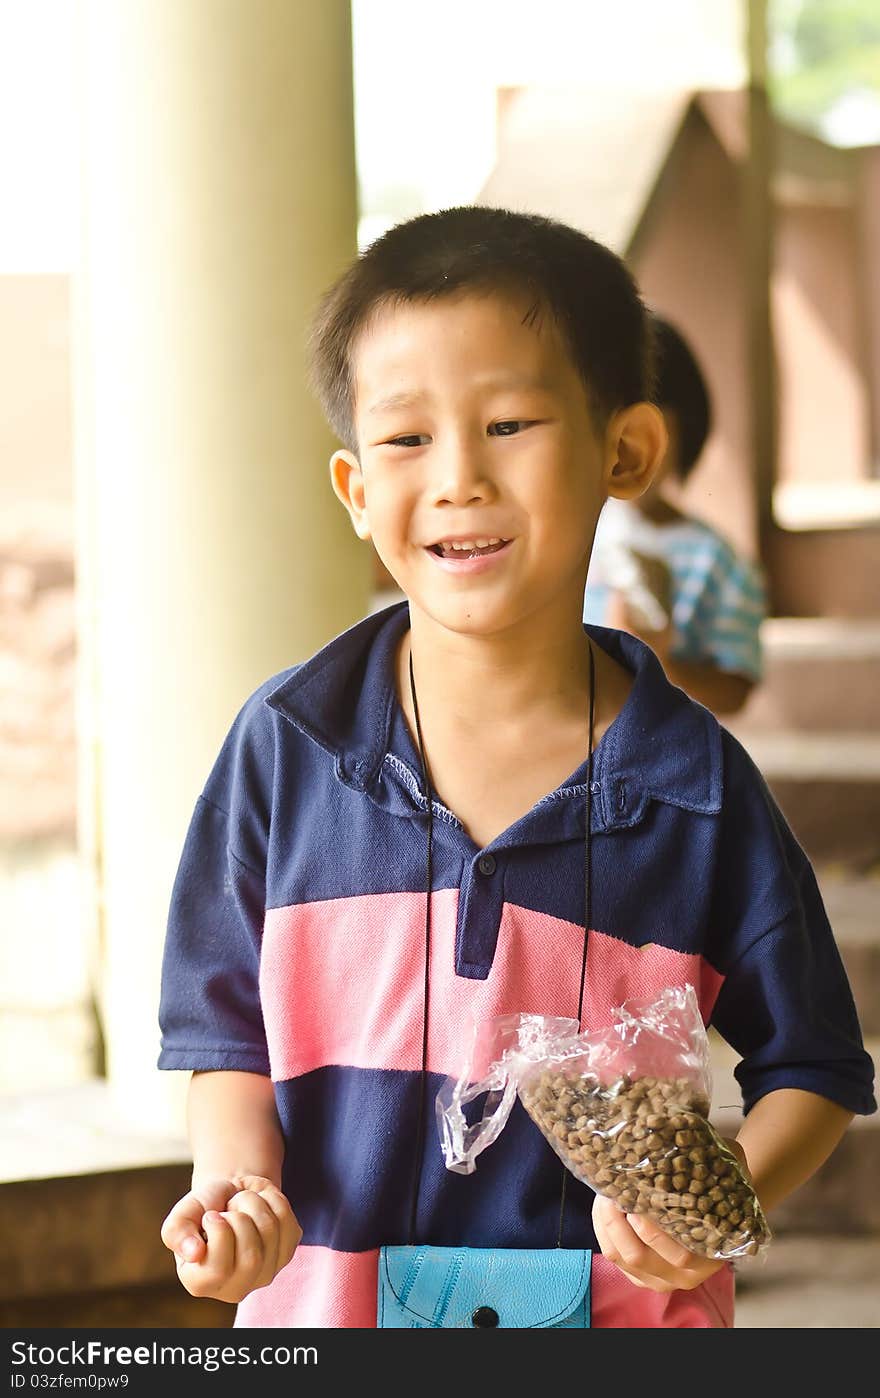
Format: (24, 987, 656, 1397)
(0, 0, 877, 1327)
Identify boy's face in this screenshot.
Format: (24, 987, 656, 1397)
(331, 290, 664, 639)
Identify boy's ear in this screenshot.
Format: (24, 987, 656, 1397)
(330, 449, 372, 541)
(603, 402, 668, 501)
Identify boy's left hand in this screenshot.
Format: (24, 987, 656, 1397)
(592, 1195, 724, 1291)
(592, 1137, 748, 1292)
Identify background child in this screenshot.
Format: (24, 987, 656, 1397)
(584, 315, 765, 715)
(157, 206, 875, 1329)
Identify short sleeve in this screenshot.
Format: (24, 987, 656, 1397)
(669, 530, 766, 682)
(707, 732, 876, 1117)
(157, 686, 279, 1075)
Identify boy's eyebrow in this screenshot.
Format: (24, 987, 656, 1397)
(365, 375, 555, 417)
(365, 391, 426, 417)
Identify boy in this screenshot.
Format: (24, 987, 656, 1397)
(584, 316, 765, 715)
(158, 206, 875, 1328)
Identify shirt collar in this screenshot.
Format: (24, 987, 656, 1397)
(586, 622, 723, 827)
(263, 601, 408, 790)
(264, 599, 722, 829)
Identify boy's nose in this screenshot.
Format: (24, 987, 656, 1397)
(430, 437, 495, 506)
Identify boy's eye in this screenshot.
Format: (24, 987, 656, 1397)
(385, 434, 430, 448)
(488, 420, 531, 437)
(381, 421, 536, 446)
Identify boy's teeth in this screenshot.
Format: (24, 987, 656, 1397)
(434, 536, 507, 558)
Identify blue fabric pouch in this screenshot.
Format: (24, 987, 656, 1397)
(377, 1245, 591, 1328)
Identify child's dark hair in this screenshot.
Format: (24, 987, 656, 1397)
(649, 315, 712, 480)
(308, 205, 654, 453)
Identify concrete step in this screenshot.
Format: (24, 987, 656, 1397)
(0, 1161, 234, 1327)
(0, 1281, 233, 1329)
(708, 1031, 879, 1235)
(722, 730, 880, 869)
(0, 1081, 234, 1325)
(721, 620, 880, 866)
(735, 618, 880, 733)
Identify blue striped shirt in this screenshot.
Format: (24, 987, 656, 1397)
(584, 503, 766, 682)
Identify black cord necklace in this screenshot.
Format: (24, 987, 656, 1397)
(406, 636, 596, 1248)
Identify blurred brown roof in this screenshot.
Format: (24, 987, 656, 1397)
(479, 86, 860, 257)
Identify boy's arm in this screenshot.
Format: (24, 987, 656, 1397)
(187, 1069, 285, 1189)
(735, 1086, 854, 1214)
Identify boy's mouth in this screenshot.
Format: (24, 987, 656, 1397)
(429, 537, 510, 560)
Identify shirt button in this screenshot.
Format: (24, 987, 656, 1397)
(477, 853, 496, 876)
(471, 1305, 499, 1328)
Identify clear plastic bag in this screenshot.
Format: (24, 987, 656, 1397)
(436, 985, 770, 1262)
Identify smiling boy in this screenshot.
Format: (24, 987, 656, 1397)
(158, 207, 875, 1328)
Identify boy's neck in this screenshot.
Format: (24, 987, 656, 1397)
(396, 598, 632, 742)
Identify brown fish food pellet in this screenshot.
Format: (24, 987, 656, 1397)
(520, 1069, 770, 1261)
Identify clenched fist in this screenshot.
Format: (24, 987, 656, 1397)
(161, 1175, 302, 1304)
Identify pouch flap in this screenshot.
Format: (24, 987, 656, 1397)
(379, 1246, 591, 1328)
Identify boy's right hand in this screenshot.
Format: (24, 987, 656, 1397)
(161, 1175, 302, 1304)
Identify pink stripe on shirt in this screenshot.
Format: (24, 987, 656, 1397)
(260, 893, 724, 1082)
(590, 1254, 734, 1328)
(235, 1245, 379, 1328)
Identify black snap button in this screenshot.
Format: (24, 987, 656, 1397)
(477, 854, 496, 876)
(471, 1305, 499, 1328)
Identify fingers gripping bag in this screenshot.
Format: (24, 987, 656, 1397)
(437, 984, 771, 1262)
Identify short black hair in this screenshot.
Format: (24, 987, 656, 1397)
(308, 205, 654, 453)
(649, 315, 712, 479)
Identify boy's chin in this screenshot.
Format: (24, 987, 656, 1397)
(408, 593, 533, 639)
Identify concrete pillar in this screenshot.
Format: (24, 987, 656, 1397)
(72, 0, 365, 1134)
(744, 0, 777, 545)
